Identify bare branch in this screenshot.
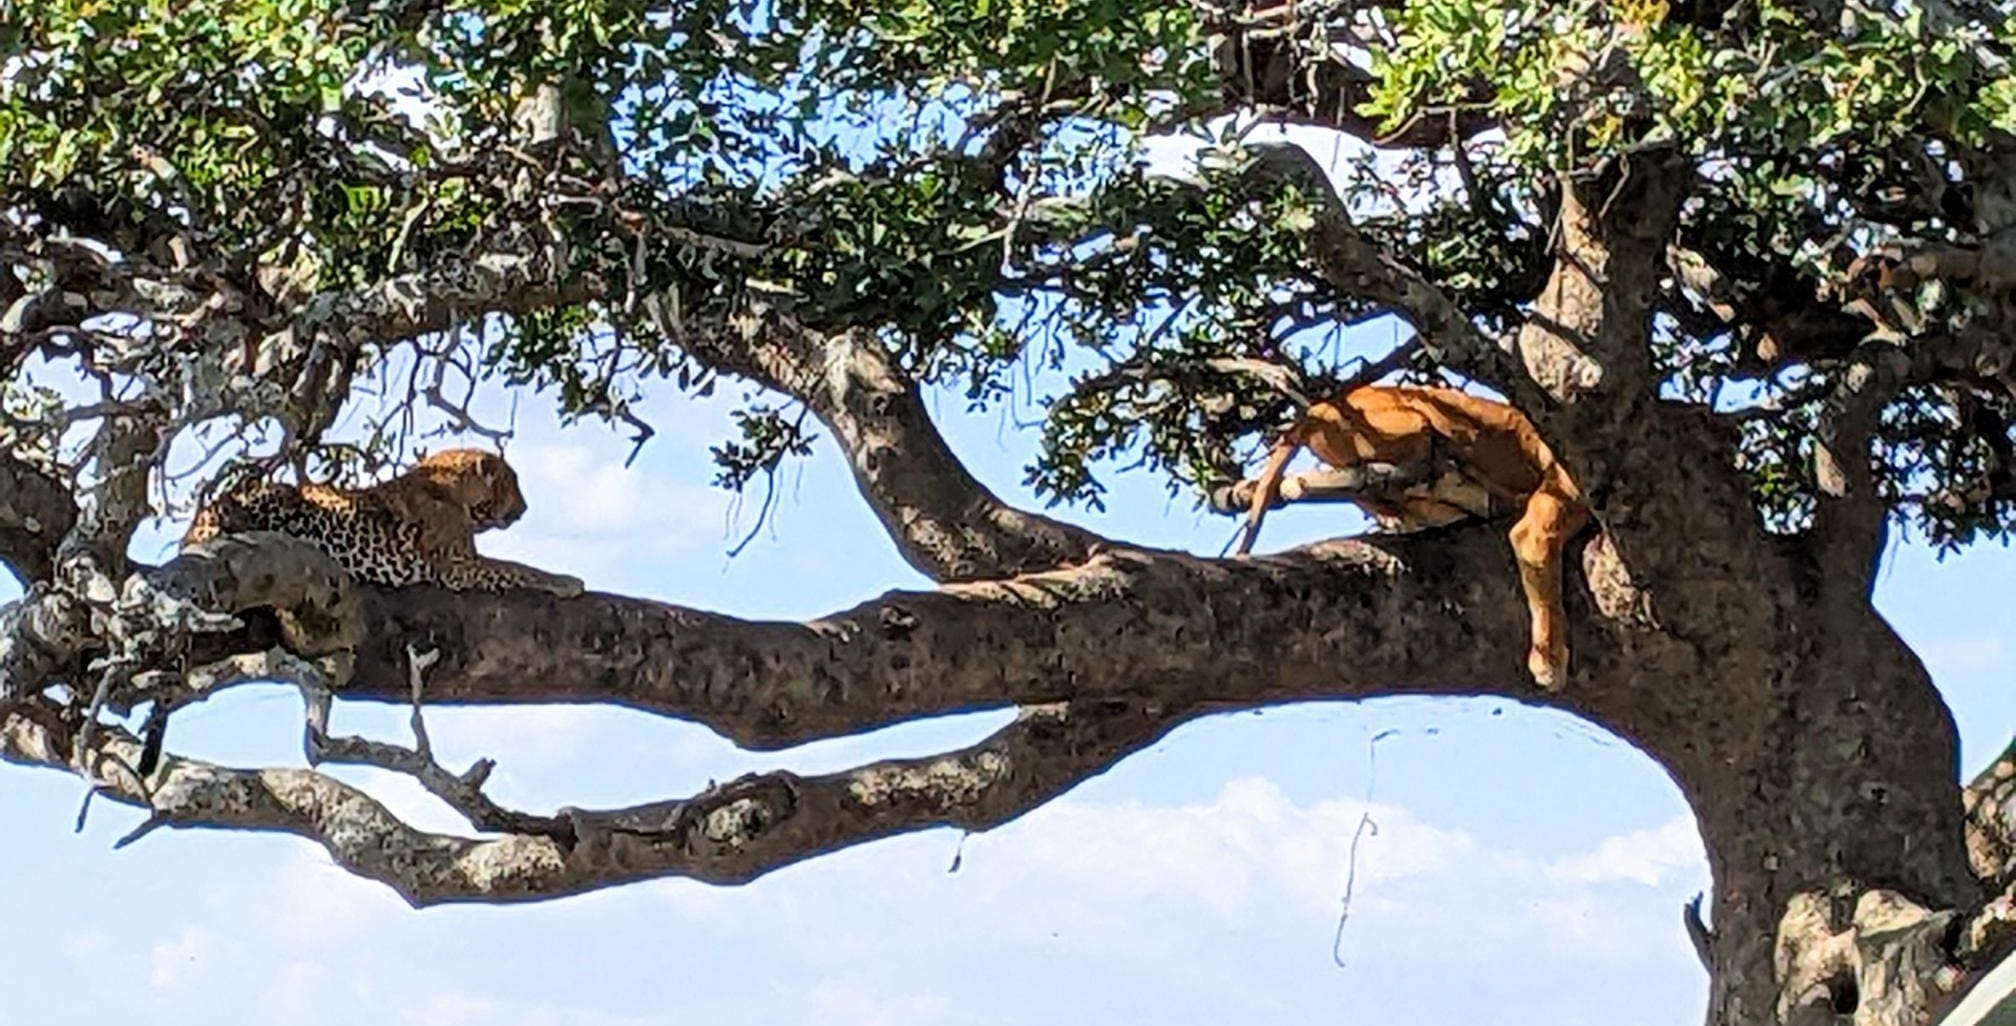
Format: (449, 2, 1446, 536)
(677, 312, 1107, 582)
(299, 252, 597, 352)
(1230, 141, 1520, 390)
(0, 694, 1191, 903)
(307, 644, 570, 837)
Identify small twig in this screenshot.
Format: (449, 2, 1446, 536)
(407, 643, 440, 758)
(725, 462, 782, 559)
(1333, 728, 1398, 968)
(298, 667, 333, 767)
(74, 786, 102, 833)
(73, 667, 121, 763)
(421, 354, 511, 443)
(135, 699, 171, 776)
(305, 645, 571, 838)
(1335, 340, 1425, 393)
(113, 814, 168, 850)
(1685, 892, 1715, 971)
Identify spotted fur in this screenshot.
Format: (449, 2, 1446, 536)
(183, 449, 583, 597)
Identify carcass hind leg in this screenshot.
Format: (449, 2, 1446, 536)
(1507, 488, 1588, 690)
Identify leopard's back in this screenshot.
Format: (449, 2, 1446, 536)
(182, 450, 581, 597)
(183, 480, 435, 587)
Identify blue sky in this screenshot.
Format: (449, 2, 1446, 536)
(2, 351, 2011, 1025)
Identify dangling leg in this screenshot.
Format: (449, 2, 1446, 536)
(1235, 436, 1301, 556)
(1507, 485, 1588, 690)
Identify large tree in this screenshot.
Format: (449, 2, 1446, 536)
(4, 1, 2015, 1021)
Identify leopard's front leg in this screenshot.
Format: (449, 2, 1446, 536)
(434, 551, 585, 597)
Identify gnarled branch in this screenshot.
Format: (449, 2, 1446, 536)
(1233, 141, 1518, 390)
(324, 523, 1713, 753)
(674, 310, 1107, 583)
(0, 693, 1191, 904)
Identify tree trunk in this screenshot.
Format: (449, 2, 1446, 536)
(1539, 392, 1982, 1023)
(1564, 527, 1978, 1024)
(1697, 599, 1976, 1025)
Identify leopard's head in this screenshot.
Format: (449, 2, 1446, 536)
(412, 448, 529, 532)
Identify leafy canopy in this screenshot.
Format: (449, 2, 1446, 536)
(4, 0, 2014, 547)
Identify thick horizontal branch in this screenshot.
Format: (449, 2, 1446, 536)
(0, 695, 1190, 903)
(338, 522, 1699, 751)
(10, 518, 1717, 904)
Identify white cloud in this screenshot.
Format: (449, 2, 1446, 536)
(504, 441, 729, 543)
(990, 776, 1481, 919)
(1548, 815, 1704, 887)
(255, 960, 337, 1026)
(149, 926, 217, 991)
(640, 774, 1701, 966)
(804, 980, 949, 1026)
(402, 993, 498, 1026)
(62, 931, 110, 961)
(487, 440, 739, 590)
(402, 992, 663, 1026)
(1923, 635, 2007, 674)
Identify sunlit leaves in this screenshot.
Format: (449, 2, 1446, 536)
(9, 0, 2016, 548)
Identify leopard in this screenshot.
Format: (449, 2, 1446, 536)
(1230, 384, 1589, 691)
(183, 448, 584, 597)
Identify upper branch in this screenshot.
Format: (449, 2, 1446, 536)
(336, 523, 1698, 750)
(678, 307, 1106, 582)
(1201, 2, 1496, 148)
(57, 411, 164, 578)
(1809, 343, 1913, 584)
(1235, 142, 1518, 389)
(1514, 153, 1691, 410)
